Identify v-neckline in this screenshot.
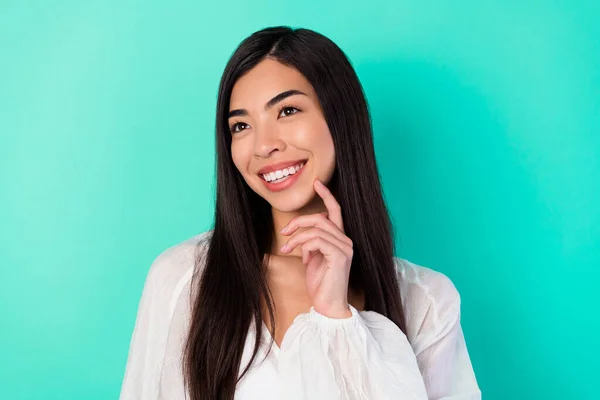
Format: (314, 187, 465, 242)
(258, 306, 365, 357)
(260, 319, 281, 355)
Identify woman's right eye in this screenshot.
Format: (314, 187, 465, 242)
(230, 122, 249, 133)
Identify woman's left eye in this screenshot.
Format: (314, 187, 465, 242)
(278, 106, 299, 118)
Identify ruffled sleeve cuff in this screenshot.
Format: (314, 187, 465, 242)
(303, 304, 361, 326)
(278, 305, 428, 400)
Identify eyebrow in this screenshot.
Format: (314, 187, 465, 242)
(228, 89, 307, 118)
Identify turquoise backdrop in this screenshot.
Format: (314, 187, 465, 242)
(1, 1, 598, 399)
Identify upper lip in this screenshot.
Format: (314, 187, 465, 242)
(257, 159, 307, 175)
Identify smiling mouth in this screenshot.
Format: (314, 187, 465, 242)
(258, 160, 307, 183)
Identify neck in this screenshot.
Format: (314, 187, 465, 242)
(270, 195, 327, 257)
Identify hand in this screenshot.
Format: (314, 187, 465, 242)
(279, 179, 353, 318)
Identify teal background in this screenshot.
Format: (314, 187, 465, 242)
(1, 1, 598, 399)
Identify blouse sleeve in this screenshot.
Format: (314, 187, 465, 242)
(413, 295, 481, 399)
(119, 260, 164, 400)
(119, 245, 194, 400)
(277, 305, 430, 400)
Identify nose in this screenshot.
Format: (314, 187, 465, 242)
(253, 122, 286, 158)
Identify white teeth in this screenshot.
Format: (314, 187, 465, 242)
(262, 162, 305, 182)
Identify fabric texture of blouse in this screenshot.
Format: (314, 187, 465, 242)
(119, 230, 481, 399)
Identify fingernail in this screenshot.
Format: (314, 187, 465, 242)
(280, 225, 288, 234)
(280, 243, 289, 252)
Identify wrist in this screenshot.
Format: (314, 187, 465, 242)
(313, 302, 352, 319)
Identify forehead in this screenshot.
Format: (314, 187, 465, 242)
(229, 58, 316, 109)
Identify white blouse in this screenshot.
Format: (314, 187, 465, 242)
(119, 231, 481, 399)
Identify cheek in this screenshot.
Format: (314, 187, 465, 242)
(230, 141, 247, 174)
(231, 139, 261, 187)
(291, 119, 336, 179)
(292, 118, 334, 151)
(314, 121, 336, 173)
(317, 133, 336, 175)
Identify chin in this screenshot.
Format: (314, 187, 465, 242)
(260, 183, 315, 213)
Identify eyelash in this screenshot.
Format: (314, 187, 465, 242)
(229, 104, 302, 134)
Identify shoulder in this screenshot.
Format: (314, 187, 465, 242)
(393, 257, 460, 307)
(142, 230, 213, 301)
(393, 257, 462, 355)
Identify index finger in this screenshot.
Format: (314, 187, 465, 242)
(313, 179, 344, 233)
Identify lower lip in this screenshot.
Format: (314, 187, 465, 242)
(260, 162, 307, 192)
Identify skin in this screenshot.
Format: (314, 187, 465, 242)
(229, 58, 336, 250)
(228, 58, 364, 346)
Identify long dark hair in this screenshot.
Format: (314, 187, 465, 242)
(183, 26, 406, 400)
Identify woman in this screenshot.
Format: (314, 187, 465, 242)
(120, 26, 481, 400)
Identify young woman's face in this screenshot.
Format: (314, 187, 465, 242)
(228, 58, 336, 212)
